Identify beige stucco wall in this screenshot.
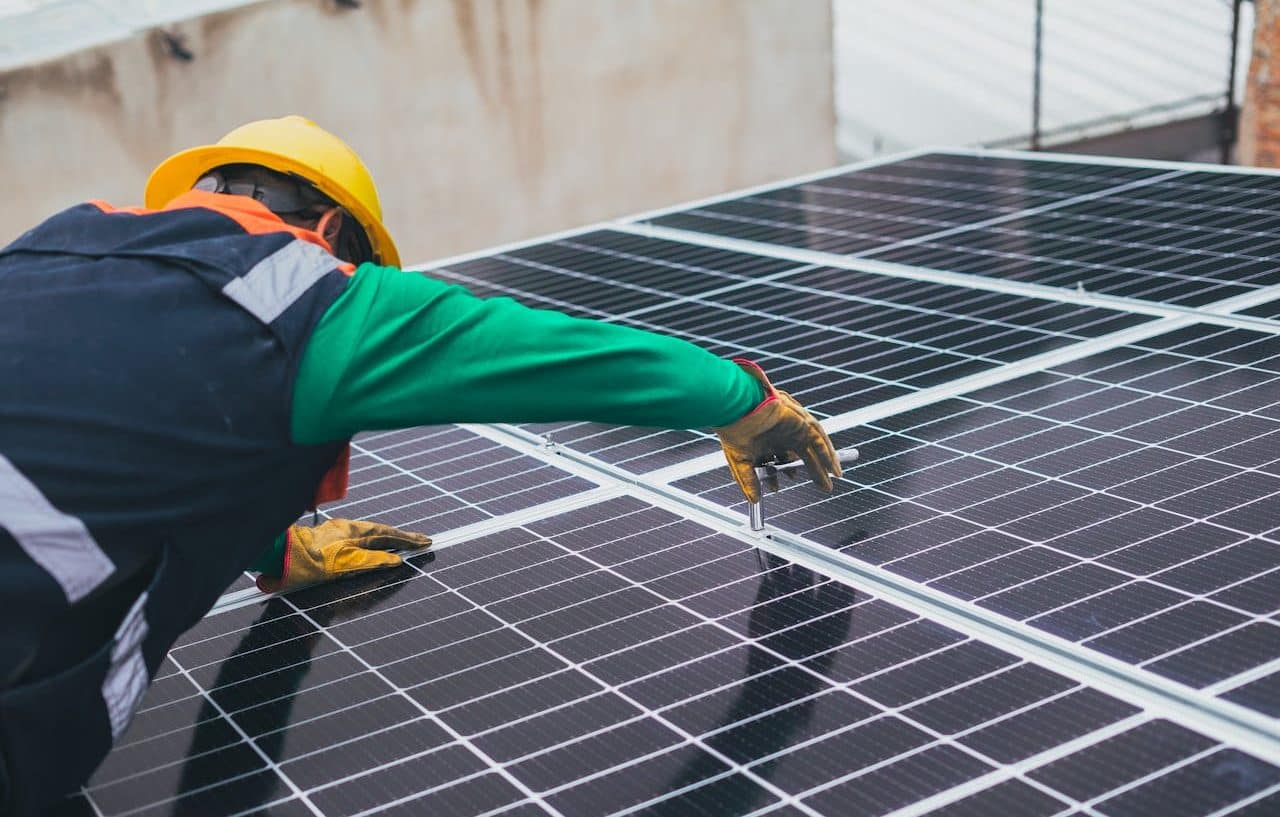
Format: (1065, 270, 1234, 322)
(0, 0, 835, 264)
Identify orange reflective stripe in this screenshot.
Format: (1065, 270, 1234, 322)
(84, 192, 355, 274)
(166, 191, 332, 251)
(86, 200, 150, 215)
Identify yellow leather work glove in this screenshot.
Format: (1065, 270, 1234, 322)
(713, 359, 841, 504)
(255, 518, 432, 593)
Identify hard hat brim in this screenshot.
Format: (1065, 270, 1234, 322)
(145, 144, 401, 267)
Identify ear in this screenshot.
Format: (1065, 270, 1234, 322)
(317, 207, 344, 248)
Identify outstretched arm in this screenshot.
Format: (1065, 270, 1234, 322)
(289, 263, 765, 442)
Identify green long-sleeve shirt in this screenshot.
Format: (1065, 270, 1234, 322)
(251, 262, 764, 574)
(293, 262, 764, 441)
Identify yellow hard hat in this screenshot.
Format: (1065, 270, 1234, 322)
(145, 115, 399, 267)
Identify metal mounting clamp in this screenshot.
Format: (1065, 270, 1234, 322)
(747, 448, 861, 531)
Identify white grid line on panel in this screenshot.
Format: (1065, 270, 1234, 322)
(737, 168, 1280, 279)
(476, 423, 1280, 760)
(1204, 782, 1280, 817)
(803, 166, 1186, 238)
(1075, 187, 1280, 223)
(447, 525, 1093, 815)
(948, 146, 1280, 179)
(154, 654, 327, 817)
(753, 517, 1280, 760)
(907, 344, 1280, 457)
(208, 484, 620, 617)
(1073, 746, 1248, 816)
(624, 152, 1186, 233)
(90, 689, 414, 792)
(281, 555, 830, 817)
(909, 198, 1280, 256)
(274, 570, 577, 817)
(1135, 619, 1270, 673)
(881, 714, 1158, 817)
(700, 167, 1186, 262)
(553, 235, 818, 292)
(780, 475, 1272, 659)
(428, 262, 1158, 477)
(1206, 655, 1280, 696)
(1040, 743, 1224, 817)
(645, 314, 1193, 485)
(872, 230, 1278, 306)
(612, 221, 1280, 335)
(737, 439, 1277, 649)
(181, 493, 1150, 817)
(445, 251, 1083, 381)
(462, 238, 1138, 357)
(854, 386, 1277, 545)
(821, 337, 1280, 591)
(647, 274, 1280, 485)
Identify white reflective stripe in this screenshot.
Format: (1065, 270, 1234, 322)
(222, 240, 338, 324)
(0, 453, 115, 602)
(102, 591, 150, 739)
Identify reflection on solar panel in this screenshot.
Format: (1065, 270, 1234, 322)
(68, 148, 1280, 816)
(646, 153, 1280, 308)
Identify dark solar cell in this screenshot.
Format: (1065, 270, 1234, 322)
(1027, 719, 1218, 800)
(1095, 750, 1280, 817)
(1240, 298, 1280, 320)
(1221, 670, 1280, 718)
(921, 779, 1069, 817)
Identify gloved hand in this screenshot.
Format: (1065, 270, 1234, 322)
(714, 359, 841, 504)
(255, 518, 432, 593)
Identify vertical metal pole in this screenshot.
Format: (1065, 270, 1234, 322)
(1223, 0, 1244, 164)
(1032, 0, 1044, 150)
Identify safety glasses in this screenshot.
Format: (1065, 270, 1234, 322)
(194, 167, 330, 215)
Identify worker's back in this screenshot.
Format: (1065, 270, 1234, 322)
(0, 197, 349, 816)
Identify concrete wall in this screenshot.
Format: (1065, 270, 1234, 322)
(1240, 0, 1280, 167)
(0, 0, 835, 264)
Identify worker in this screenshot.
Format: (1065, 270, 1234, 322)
(0, 115, 840, 816)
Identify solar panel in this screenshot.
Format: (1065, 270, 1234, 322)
(673, 322, 1280, 714)
(74, 493, 1277, 816)
(1240, 298, 1280, 322)
(65, 148, 1280, 816)
(643, 152, 1280, 310)
(645, 154, 1171, 257)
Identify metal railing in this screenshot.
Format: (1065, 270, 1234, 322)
(1015, 0, 1249, 160)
